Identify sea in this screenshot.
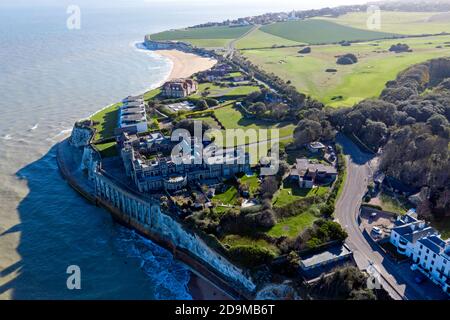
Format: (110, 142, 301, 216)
(0, 2, 303, 299)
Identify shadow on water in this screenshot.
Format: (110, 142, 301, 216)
(0, 144, 191, 299)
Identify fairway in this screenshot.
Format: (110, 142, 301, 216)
(318, 11, 450, 36)
(260, 19, 397, 44)
(242, 35, 450, 107)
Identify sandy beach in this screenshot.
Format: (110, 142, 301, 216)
(155, 49, 217, 81)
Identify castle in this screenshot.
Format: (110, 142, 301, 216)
(119, 132, 250, 192)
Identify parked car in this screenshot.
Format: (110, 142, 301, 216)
(372, 227, 382, 236)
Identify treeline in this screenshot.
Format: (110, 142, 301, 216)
(330, 58, 450, 218)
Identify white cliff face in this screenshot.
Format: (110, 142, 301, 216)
(76, 122, 256, 293)
(154, 209, 256, 292)
(81, 146, 99, 180)
(93, 168, 256, 293)
(70, 125, 93, 148)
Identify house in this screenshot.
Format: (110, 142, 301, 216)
(390, 211, 450, 295)
(115, 96, 148, 135)
(307, 141, 326, 153)
(290, 158, 337, 188)
(299, 244, 354, 279)
(162, 79, 198, 98)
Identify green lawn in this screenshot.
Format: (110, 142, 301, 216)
(212, 184, 238, 206)
(144, 87, 161, 101)
(94, 141, 118, 158)
(260, 19, 397, 45)
(214, 104, 295, 138)
(317, 11, 450, 36)
(150, 25, 253, 41)
(221, 234, 279, 255)
(242, 35, 450, 107)
(239, 173, 259, 197)
(267, 211, 317, 238)
(90, 103, 121, 140)
(273, 184, 328, 208)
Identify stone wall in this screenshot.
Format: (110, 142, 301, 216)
(68, 126, 256, 295)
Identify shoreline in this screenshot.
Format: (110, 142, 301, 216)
(86, 46, 227, 300)
(154, 49, 217, 81)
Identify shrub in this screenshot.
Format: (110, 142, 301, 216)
(228, 245, 275, 268)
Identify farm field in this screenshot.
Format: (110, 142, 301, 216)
(150, 25, 253, 48)
(259, 19, 398, 44)
(242, 35, 450, 107)
(236, 28, 303, 49)
(318, 11, 450, 36)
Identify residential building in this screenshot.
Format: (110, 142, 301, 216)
(116, 96, 148, 135)
(120, 133, 250, 192)
(299, 244, 354, 280)
(390, 210, 450, 295)
(290, 158, 337, 188)
(162, 79, 198, 98)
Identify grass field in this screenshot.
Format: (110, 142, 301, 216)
(260, 19, 397, 45)
(273, 185, 328, 208)
(236, 28, 303, 49)
(214, 105, 295, 138)
(267, 211, 317, 238)
(90, 103, 121, 140)
(221, 234, 279, 254)
(318, 11, 450, 36)
(150, 25, 253, 47)
(242, 35, 450, 107)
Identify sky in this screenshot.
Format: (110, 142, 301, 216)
(0, 0, 370, 10)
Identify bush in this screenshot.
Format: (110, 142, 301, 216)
(228, 245, 275, 268)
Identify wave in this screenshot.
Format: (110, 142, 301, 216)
(2, 134, 12, 140)
(29, 123, 39, 131)
(115, 227, 192, 300)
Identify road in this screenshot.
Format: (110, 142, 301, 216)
(334, 134, 437, 300)
(225, 25, 259, 58)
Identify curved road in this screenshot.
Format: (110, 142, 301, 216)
(335, 134, 430, 300)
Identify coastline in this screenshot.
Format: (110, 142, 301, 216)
(145, 48, 225, 300)
(154, 49, 217, 81)
(86, 46, 227, 300)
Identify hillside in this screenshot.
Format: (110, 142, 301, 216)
(259, 19, 398, 44)
(318, 11, 450, 35)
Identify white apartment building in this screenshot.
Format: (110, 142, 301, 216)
(390, 210, 450, 295)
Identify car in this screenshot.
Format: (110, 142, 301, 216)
(372, 227, 382, 236)
(371, 212, 377, 218)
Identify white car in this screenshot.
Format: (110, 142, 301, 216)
(372, 227, 382, 236)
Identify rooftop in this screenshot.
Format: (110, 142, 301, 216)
(300, 244, 352, 269)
